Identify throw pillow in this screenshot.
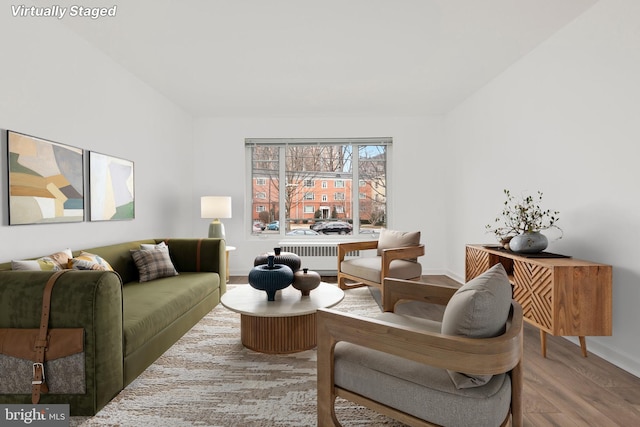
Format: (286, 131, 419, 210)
(441, 263, 513, 389)
(140, 241, 167, 250)
(11, 248, 73, 271)
(69, 252, 114, 271)
(376, 229, 421, 256)
(48, 248, 73, 269)
(130, 246, 178, 282)
(11, 257, 61, 271)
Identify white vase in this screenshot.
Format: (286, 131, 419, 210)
(510, 231, 548, 253)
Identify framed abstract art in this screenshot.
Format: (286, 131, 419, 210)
(89, 151, 135, 221)
(7, 130, 84, 225)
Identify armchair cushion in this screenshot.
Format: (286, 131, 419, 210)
(340, 257, 422, 284)
(441, 263, 513, 389)
(334, 341, 511, 427)
(376, 229, 421, 256)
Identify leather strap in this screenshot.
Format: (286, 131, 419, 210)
(196, 239, 203, 272)
(32, 270, 68, 404)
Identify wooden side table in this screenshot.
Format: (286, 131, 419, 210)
(225, 245, 236, 283)
(221, 283, 344, 354)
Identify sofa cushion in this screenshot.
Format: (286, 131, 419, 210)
(340, 257, 422, 284)
(122, 272, 219, 357)
(130, 247, 178, 282)
(441, 263, 512, 389)
(80, 240, 157, 284)
(377, 229, 421, 256)
(334, 342, 510, 427)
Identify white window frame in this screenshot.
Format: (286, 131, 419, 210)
(245, 137, 392, 238)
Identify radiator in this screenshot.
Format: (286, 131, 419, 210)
(278, 241, 360, 273)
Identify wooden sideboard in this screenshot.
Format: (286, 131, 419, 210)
(465, 244, 612, 357)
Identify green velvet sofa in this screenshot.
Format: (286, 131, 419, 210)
(0, 238, 225, 415)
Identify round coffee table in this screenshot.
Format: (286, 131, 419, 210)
(221, 283, 344, 354)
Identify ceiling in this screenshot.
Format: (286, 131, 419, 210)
(57, 0, 598, 118)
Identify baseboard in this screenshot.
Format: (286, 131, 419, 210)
(564, 336, 640, 379)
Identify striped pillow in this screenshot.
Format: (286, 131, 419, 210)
(130, 247, 178, 282)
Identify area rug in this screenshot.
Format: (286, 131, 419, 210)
(70, 285, 406, 427)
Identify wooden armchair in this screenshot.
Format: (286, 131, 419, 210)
(337, 230, 424, 299)
(318, 264, 524, 427)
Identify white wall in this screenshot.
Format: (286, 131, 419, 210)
(444, 0, 640, 376)
(192, 116, 447, 275)
(0, 12, 194, 261)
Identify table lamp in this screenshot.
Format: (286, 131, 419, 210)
(201, 196, 232, 239)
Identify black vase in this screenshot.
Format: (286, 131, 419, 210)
(254, 251, 301, 272)
(248, 255, 294, 301)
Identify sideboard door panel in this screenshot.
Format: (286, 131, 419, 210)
(514, 260, 553, 333)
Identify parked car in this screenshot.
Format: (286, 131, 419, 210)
(310, 222, 325, 231)
(266, 221, 280, 231)
(252, 221, 265, 232)
(286, 229, 320, 236)
(315, 221, 352, 235)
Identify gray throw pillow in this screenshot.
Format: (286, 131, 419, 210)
(376, 229, 421, 256)
(130, 246, 178, 282)
(441, 263, 513, 389)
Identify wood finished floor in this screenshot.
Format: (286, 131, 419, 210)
(229, 275, 640, 426)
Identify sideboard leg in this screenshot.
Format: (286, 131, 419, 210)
(579, 336, 588, 357)
(540, 330, 547, 358)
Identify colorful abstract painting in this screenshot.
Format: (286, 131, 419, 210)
(8, 130, 84, 225)
(89, 151, 135, 221)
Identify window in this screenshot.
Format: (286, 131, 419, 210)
(247, 137, 390, 235)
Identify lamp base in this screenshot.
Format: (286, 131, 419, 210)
(208, 220, 226, 239)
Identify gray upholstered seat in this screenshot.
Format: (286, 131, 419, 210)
(340, 257, 422, 283)
(334, 342, 511, 427)
(337, 229, 424, 299)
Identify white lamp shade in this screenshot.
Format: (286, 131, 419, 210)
(201, 196, 232, 219)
